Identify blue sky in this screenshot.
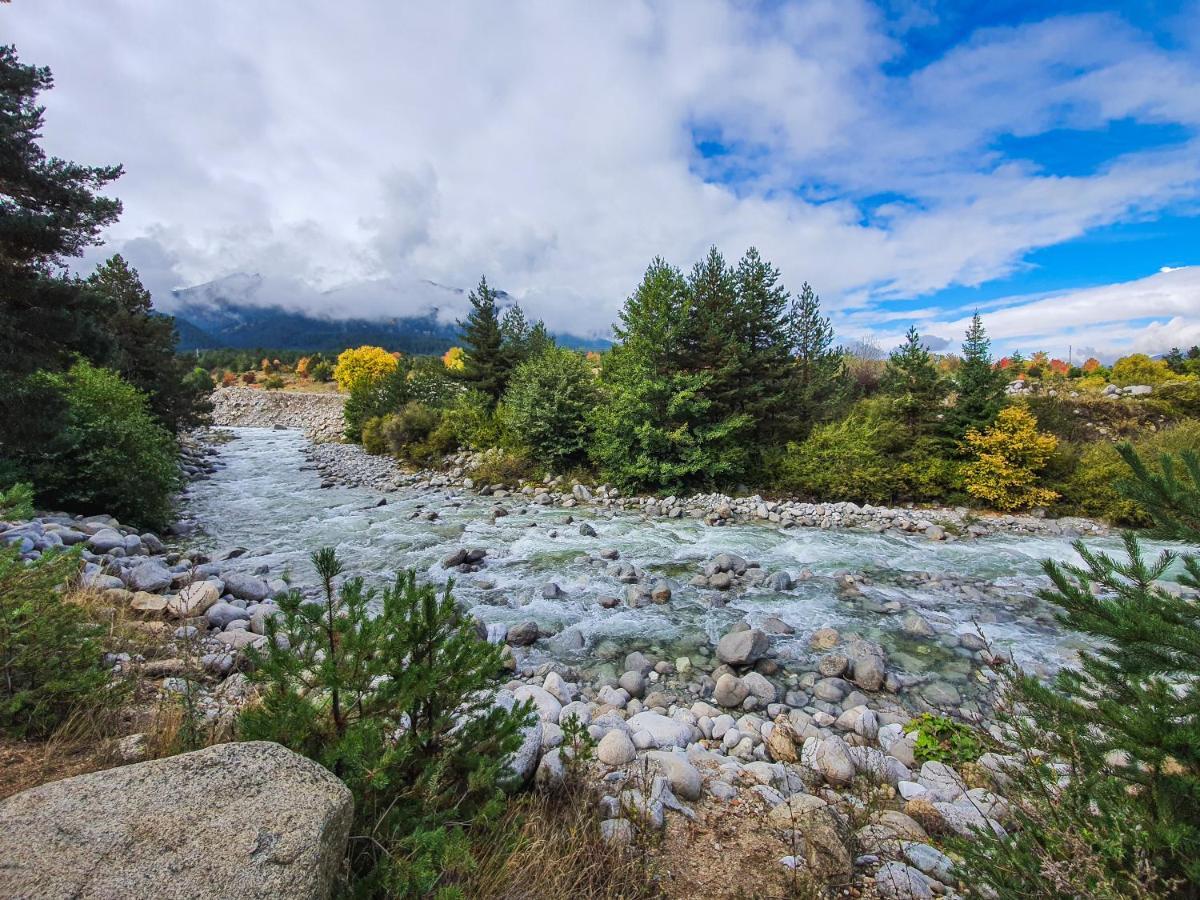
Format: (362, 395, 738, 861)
(8, 0, 1200, 359)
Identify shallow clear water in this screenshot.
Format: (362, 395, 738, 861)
(183, 428, 1181, 681)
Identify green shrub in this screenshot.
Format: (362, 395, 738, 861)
(776, 403, 900, 503)
(906, 713, 984, 765)
(310, 360, 334, 382)
(241, 549, 533, 896)
(1059, 421, 1200, 525)
(1148, 380, 1200, 420)
(0, 482, 34, 520)
(471, 450, 536, 487)
(0, 546, 118, 738)
(262, 374, 285, 390)
(442, 390, 508, 451)
(502, 347, 599, 471)
(8, 361, 180, 529)
(360, 416, 388, 455)
(381, 402, 441, 455)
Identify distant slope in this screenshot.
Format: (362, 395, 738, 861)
(167, 274, 610, 353)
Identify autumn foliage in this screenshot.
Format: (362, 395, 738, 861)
(333, 345, 399, 392)
(962, 406, 1058, 510)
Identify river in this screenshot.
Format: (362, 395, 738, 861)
(182, 427, 1182, 702)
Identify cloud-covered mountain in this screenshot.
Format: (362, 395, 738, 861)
(168, 274, 610, 353)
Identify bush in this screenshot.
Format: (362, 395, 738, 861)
(241, 370, 256, 384)
(441, 390, 507, 451)
(310, 360, 334, 383)
(1149, 380, 1200, 420)
(0, 482, 34, 520)
(1110, 353, 1175, 386)
(262, 374, 285, 390)
(776, 406, 900, 504)
(0, 546, 118, 738)
(333, 345, 398, 392)
(906, 713, 984, 765)
(502, 347, 599, 471)
(1059, 422, 1200, 525)
(361, 416, 388, 455)
(9, 361, 180, 529)
(381, 402, 441, 454)
(471, 450, 536, 487)
(220, 371, 237, 387)
(962, 405, 1058, 510)
(241, 549, 533, 896)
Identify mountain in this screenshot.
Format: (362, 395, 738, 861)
(165, 274, 610, 353)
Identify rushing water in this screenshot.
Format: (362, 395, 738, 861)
(183, 428, 1182, 689)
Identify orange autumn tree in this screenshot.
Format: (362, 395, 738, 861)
(441, 346, 466, 372)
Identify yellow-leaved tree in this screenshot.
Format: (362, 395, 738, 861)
(442, 346, 465, 372)
(962, 406, 1058, 511)
(333, 346, 398, 392)
(1110, 353, 1175, 386)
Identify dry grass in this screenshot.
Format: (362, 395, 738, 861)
(461, 785, 663, 900)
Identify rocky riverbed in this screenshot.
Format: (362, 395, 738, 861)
(5, 424, 1191, 898)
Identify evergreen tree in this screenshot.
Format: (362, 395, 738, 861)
(881, 326, 950, 441)
(959, 445, 1200, 896)
(789, 281, 846, 437)
(86, 254, 209, 431)
(949, 312, 1007, 439)
(499, 302, 553, 370)
(730, 247, 801, 445)
(0, 44, 123, 376)
(590, 258, 749, 492)
(457, 276, 507, 403)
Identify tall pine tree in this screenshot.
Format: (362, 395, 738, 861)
(591, 258, 749, 492)
(730, 247, 799, 446)
(86, 255, 208, 431)
(882, 326, 950, 442)
(457, 276, 507, 403)
(0, 44, 123, 376)
(949, 312, 1007, 439)
(790, 281, 845, 437)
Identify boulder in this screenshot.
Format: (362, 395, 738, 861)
(716, 628, 768, 666)
(168, 581, 220, 617)
(0, 741, 351, 900)
(847, 639, 887, 691)
(86, 528, 126, 554)
(596, 729, 636, 766)
(223, 572, 270, 603)
(127, 561, 172, 593)
(506, 621, 539, 646)
(712, 673, 749, 708)
(645, 751, 702, 801)
(129, 591, 168, 616)
(625, 711, 691, 748)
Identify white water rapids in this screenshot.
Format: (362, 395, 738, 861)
(182, 428, 1184, 696)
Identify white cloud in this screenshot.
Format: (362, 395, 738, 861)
(857, 266, 1200, 360)
(6, 1, 1199, 341)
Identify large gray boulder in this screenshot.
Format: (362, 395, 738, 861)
(0, 741, 352, 899)
(716, 628, 768, 666)
(223, 572, 270, 602)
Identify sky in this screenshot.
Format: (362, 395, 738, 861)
(7, 0, 1200, 360)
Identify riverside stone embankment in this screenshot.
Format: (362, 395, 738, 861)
(210, 387, 345, 441)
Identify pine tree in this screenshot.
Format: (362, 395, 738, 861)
(243, 549, 534, 895)
(591, 258, 749, 492)
(790, 281, 845, 437)
(86, 254, 209, 431)
(950, 312, 1007, 439)
(0, 45, 124, 376)
(881, 326, 950, 441)
(730, 247, 801, 445)
(959, 445, 1200, 896)
(457, 276, 507, 403)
